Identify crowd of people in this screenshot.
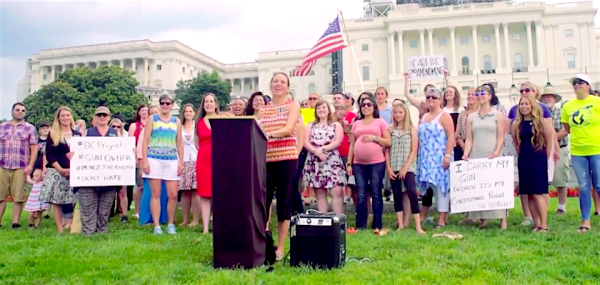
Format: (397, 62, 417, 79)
(1, 71, 599, 259)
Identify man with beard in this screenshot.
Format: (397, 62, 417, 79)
(0, 102, 38, 228)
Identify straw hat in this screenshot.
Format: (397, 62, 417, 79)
(539, 85, 561, 102)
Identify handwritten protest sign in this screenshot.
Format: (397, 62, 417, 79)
(69, 137, 136, 187)
(501, 134, 554, 182)
(407, 56, 444, 80)
(450, 157, 515, 213)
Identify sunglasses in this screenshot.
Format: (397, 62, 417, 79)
(572, 80, 587, 86)
(96, 113, 109, 117)
(474, 91, 487, 96)
(361, 102, 373, 108)
(425, 96, 439, 100)
(14, 109, 26, 113)
(111, 125, 121, 129)
(309, 97, 318, 101)
(160, 102, 172, 106)
(519, 88, 532, 94)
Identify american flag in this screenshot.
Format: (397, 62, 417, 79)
(292, 15, 347, 77)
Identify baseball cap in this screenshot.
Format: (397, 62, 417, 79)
(38, 121, 51, 128)
(569, 74, 592, 85)
(95, 106, 111, 115)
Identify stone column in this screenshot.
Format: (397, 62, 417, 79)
(552, 25, 560, 69)
(96, 61, 101, 69)
(427, 28, 434, 55)
(472, 25, 480, 74)
(62, 65, 66, 73)
(450, 27, 457, 75)
(398, 31, 404, 73)
(494, 23, 502, 72)
(132, 58, 137, 72)
(241, 78, 245, 95)
(503, 23, 511, 70)
(578, 22, 589, 67)
(419, 29, 425, 56)
(120, 59, 124, 69)
(589, 22, 598, 68)
(387, 31, 396, 75)
(143, 58, 148, 86)
(50, 65, 55, 81)
(525, 21, 534, 70)
(84, 62, 90, 68)
(39, 67, 44, 86)
(535, 21, 546, 69)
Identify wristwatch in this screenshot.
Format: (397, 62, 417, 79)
(444, 154, 451, 158)
(374, 136, 380, 143)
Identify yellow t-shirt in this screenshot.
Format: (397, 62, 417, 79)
(560, 95, 600, 156)
(300, 108, 313, 126)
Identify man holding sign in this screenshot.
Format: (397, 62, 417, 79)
(70, 106, 135, 236)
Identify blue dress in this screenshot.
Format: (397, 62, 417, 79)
(417, 112, 451, 197)
(139, 179, 169, 225)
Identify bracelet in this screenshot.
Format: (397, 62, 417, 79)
(444, 154, 451, 158)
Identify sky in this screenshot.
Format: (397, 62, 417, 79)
(0, 0, 599, 119)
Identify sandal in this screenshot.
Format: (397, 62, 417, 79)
(537, 228, 548, 233)
(532, 227, 541, 232)
(577, 226, 590, 233)
(432, 231, 463, 240)
(434, 224, 445, 230)
(347, 227, 357, 234)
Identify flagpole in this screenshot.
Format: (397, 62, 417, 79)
(338, 10, 365, 93)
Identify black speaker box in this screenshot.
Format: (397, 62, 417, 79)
(290, 213, 346, 269)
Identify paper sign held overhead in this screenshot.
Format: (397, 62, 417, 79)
(407, 56, 444, 80)
(69, 137, 136, 187)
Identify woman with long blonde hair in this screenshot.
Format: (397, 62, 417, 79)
(38, 106, 82, 233)
(511, 95, 554, 233)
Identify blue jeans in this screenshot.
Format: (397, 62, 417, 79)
(571, 155, 600, 221)
(353, 162, 386, 229)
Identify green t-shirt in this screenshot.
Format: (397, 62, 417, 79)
(561, 95, 600, 156)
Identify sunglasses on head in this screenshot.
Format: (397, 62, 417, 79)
(160, 101, 172, 106)
(572, 80, 587, 86)
(475, 91, 487, 96)
(520, 88, 532, 94)
(96, 113, 109, 117)
(361, 102, 373, 108)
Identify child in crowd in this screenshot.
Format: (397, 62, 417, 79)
(24, 169, 48, 229)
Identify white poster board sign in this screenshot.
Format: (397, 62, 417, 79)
(450, 157, 515, 213)
(501, 134, 554, 182)
(69, 137, 136, 187)
(407, 56, 444, 80)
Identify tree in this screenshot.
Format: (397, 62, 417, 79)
(175, 70, 231, 110)
(24, 65, 149, 126)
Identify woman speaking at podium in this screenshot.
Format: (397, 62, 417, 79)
(258, 72, 301, 261)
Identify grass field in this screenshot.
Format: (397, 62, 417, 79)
(1, 198, 600, 284)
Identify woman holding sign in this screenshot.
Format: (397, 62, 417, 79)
(462, 85, 507, 229)
(142, 95, 184, 235)
(511, 96, 554, 233)
(76, 106, 120, 235)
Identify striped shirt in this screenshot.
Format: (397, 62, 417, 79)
(147, 114, 178, 161)
(260, 99, 298, 162)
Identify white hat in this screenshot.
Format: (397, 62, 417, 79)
(569, 74, 592, 85)
(539, 85, 562, 102)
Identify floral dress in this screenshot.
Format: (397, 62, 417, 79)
(417, 112, 451, 197)
(302, 123, 347, 189)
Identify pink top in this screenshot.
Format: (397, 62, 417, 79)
(351, 118, 387, 165)
(136, 126, 145, 159)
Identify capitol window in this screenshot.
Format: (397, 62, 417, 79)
(362, 66, 370, 81)
(308, 83, 317, 94)
(513, 53, 523, 68)
(439, 38, 447, 46)
(460, 37, 468, 45)
(182, 67, 185, 73)
(409, 40, 418, 48)
(565, 29, 574, 38)
(567, 53, 576, 69)
(443, 58, 448, 69)
(362, 44, 369, 51)
(483, 55, 492, 70)
(482, 35, 490, 44)
(156, 65, 162, 71)
(310, 70, 315, 76)
(512, 33, 521, 41)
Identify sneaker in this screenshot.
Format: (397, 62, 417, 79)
(44, 214, 50, 219)
(520, 218, 534, 226)
(556, 209, 566, 215)
(29, 224, 34, 228)
(12, 223, 21, 229)
(166, 224, 177, 235)
(121, 216, 128, 223)
(153, 227, 163, 235)
(132, 214, 139, 219)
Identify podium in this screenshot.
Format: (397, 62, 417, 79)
(211, 116, 268, 269)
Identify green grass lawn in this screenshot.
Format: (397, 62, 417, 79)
(1, 198, 600, 284)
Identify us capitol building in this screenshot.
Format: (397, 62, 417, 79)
(17, 0, 600, 110)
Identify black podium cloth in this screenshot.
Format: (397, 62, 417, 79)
(211, 117, 268, 269)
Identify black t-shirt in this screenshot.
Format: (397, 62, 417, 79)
(34, 137, 47, 170)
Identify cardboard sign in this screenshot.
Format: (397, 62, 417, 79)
(450, 157, 515, 213)
(407, 56, 444, 80)
(69, 137, 136, 187)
